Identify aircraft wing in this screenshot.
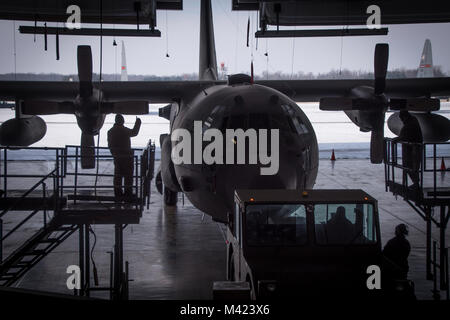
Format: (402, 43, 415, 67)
(0, 80, 221, 103)
(259, 77, 450, 102)
(1, 77, 449, 104)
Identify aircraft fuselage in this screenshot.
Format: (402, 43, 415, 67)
(162, 82, 319, 222)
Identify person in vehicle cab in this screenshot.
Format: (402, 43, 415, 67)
(325, 206, 354, 243)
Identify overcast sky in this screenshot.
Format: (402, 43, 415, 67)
(1, 0, 450, 77)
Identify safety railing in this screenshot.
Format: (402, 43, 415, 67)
(59, 145, 142, 211)
(431, 241, 449, 300)
(59, 142, 155, 211)
(0, 168, 59, 264)
(384, 138, 450, 202)
(0, 147, 64, 198)
(0, 142, 155, 263)
(0, 147, 63, 263)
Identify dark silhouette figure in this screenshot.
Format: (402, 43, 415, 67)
(393, 111, 423, 187)
(108, 114, 141, 200)
(325, 206, 354, 243)
(383, 224, 411, 280)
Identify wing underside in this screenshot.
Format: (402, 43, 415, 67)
(0, 77, 449, 104)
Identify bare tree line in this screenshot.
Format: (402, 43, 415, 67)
(0, 66, 446, 81)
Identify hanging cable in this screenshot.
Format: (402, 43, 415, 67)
(246, 16, 250, 47)
(89, 226, 99, 286)
(95, 0, 103, 199)
(339, 0, 350, 77)
(56, 22, 60, 60)
(265, 38, 269, 80)
(234, 12, 239, 73)
(112, 1, 118, 79)
(249, 14, 255, 80)
(13, 21, 17, 80)
(339, 32, 344, 77)
(114, 37, 118, 81)
(255, 11, 258, 51)
(290, 27, 296, 80)
(33, 15, 37, 43)
(165, 11, 170, 57)
(44, 22, 48, 51)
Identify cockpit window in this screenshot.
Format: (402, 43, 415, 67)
(221, 114, 271, 132)
(227, 115, 248, 130)
(270, 114, 289, 131)
(291, 117, 309, 134)
(313, 203, 377, 245)
(281, 104, 309, 135)
(248, 113, 270, 130)
(245, 204, 307, 246)
(203, 105, 224, 133)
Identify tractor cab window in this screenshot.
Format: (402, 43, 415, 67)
(245, 204, 307, 246)
(313, 203, 377, 245)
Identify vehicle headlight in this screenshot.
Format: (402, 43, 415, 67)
(266, 282, 277, 292)
(258, 280, 277, 296)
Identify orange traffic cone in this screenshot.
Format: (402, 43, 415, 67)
(330, 149, 336, 161)
(441, 157, 446, 171)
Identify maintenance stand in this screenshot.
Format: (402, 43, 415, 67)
(384, 138, 449, 299)
(0, 141, 155, 300)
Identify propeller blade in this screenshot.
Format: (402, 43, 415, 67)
(77, 45, 93, 97)
(22, 100, 75, 115)
(319, 97, 353, 110)
(370, 126, 384, 164)
(389, 98, 440, 112)
(100, 101, 149, 115)
(374, 43, 389, 95)
(159, 103, 173, 120)
(80, 133, 95, 169)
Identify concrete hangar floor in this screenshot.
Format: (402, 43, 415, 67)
(2, 158, 448, 300)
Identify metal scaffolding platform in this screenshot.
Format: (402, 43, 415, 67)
(0, 141, 155, 299)
(384, 138, 449, 299)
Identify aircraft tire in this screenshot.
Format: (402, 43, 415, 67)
(155, 170, 163, 194)
(164, 186, 178, 206)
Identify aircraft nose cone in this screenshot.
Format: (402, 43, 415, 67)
(247, 173, 286, 189)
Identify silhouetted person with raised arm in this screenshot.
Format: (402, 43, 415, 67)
(383, 224, 411, 280)
(392, 110, 423, 188)
(108, 114, 141, 200)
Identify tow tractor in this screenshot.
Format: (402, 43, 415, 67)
(222, 189, 411, 299)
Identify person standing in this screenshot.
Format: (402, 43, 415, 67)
(383, 224, 411, 280)
(392, 110, 423, 187)
(108, 114, 141, 200)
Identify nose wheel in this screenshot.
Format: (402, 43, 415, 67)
(155, 170, 178, 206)
(164, 186, 178, 206)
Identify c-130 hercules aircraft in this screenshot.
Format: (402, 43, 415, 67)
(0, 0, 449, 223)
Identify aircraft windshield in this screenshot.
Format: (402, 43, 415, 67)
(314, 203, 377, 245)
(245, 204, 307, 246)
